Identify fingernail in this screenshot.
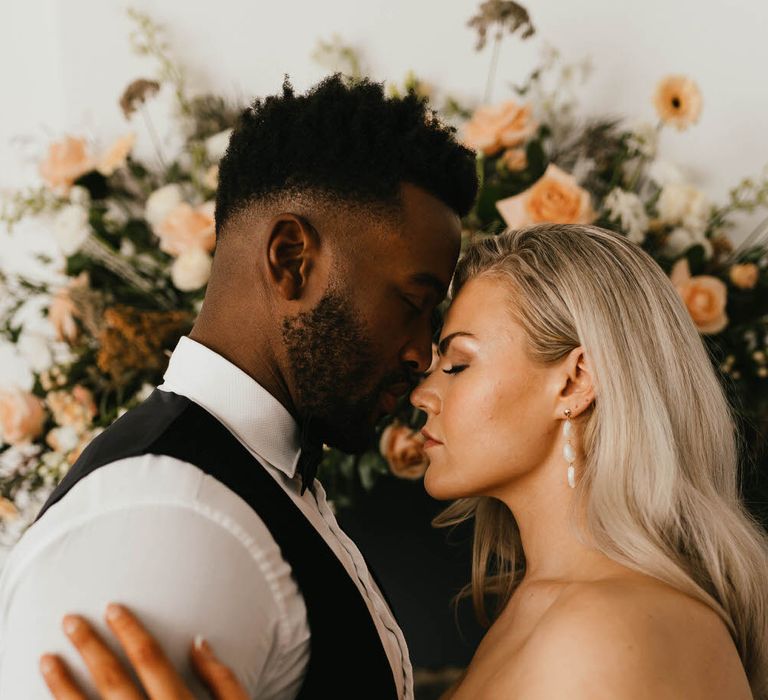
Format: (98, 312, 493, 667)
(194, 634, 212, 656)
(106, 603, 125, 621)
(62, 615, 80, 636)
(40, 655, 56, 675)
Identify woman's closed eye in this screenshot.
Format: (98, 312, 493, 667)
(443, 365, 468, 375)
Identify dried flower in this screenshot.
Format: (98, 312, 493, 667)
(120, 78, 160, 119)
(467, 0, 535, 51)
(96, 305, 192, 382)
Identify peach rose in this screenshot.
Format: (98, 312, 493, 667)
(156, 201, 216, 257)
(670, 258, 728, 335)
(0, 388, 46, 446)
(39, 136, 94, 194)
(463, 101, 537, 156)
(502, 148, 528, 172)
(729, 263, 759, 290)
(46, 385, 97, 433)
(203, 164, 219, 191)
(98, 133, 136, 176)
(0, 496, 19, 522)
(379, 421, 429, 480)
(49, 272, 89, 343)
(496, 164, 595, 228)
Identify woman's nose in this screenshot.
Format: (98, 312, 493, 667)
(410, 379, 439, 414)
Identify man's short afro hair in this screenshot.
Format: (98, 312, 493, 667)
(215, 74, 478, 234)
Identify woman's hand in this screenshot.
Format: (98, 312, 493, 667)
(39, 603, 249, 699)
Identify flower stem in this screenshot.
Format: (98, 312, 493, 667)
(483, 32, 503, 104)
(81, 235, 172, 309)
(139, 104, 167, 172)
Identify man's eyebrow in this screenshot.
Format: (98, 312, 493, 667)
(438, 332, 476, 356)
(409, 273, 448, 299)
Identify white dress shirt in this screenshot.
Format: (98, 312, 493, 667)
(0, 336, 413, 699)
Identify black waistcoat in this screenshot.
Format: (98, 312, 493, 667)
(35, 389, 400, 700)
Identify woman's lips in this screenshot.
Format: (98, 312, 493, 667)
(421, 428, 442, 449)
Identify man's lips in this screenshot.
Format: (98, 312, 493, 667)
(377, 382, 413, 415)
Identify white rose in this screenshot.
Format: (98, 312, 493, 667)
(663, 227, 714, 259)
(47, 425, 80, 453)
(119, 238, 136, 257)
(171, 248, 212, 291)
(626, 122, 658, 158)
(657, 183, 711, 235)
(145, 184, 184, 230)
(53, 204, 91, 256)
(205, 129, 233, 162)
(103, 200, 129, 230)
(17, 333, 53, 373)
(135, 382, 155, 402)
(603, 188, 649, 244)
(648, 160, 683, 187)
(69, 185, 91, 208)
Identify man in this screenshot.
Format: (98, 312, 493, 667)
(0, 75, 477, 698)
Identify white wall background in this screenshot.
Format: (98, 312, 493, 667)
(2, 0, 767, 206)
(2, 0, 767, 221)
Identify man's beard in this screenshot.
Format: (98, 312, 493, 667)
(281, 286, 403, 454)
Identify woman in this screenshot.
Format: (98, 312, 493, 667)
(41, 224, 768, 698)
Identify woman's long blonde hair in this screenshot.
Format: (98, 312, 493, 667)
(436, 224, 768, 696)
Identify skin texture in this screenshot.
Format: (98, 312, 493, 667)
(40, 237, 752, 699)
(39, 181, 462, 697)
(412, 275, 752, 700)
(40, 604, 247, 700)
(190, 182, 461, 453)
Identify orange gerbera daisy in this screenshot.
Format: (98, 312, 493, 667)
(653, 75, 702, 131)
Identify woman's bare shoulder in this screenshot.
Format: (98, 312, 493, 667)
(480, 572, 752, 700)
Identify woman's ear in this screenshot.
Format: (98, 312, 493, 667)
(555, 346, 595, 419)
(266, 214, 320, 301)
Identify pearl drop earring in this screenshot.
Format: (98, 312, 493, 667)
(563, 408, 576, 489)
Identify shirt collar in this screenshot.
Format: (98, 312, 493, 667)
(157, 336, 302, 479)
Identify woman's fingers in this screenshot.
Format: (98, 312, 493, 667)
(190, 636, 249, 700)
(60, 614, 144, 700)
(104, 603, 194, 700)
(39, 654, 88, 700)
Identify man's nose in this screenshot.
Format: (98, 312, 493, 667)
(400, 326, 434, 375)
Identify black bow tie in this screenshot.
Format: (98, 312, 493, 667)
(296, 415, 324, 495)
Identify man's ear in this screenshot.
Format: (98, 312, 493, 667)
(266, 214, 320, 301)
(555, 346, 595, 419)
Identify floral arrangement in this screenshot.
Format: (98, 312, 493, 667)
(1, 2, 767, 548)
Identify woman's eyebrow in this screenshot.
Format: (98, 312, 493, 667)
(437, 332, 476, 356)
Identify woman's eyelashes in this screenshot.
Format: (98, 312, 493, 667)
(442, 364, 468, 375)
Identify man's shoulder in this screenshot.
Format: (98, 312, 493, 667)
(3, 453, 287, 588)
